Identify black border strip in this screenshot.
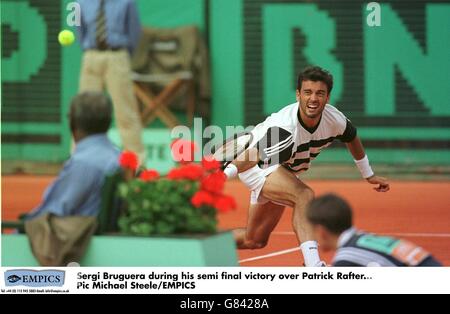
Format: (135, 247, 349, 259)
(2, 134, 61, 144)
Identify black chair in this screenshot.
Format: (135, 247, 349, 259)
(1, 216, 26, 233)
(95, 170, 125, 235)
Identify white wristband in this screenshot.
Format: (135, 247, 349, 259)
(354, 155, 374, 179)
(224, 163, 238, 179)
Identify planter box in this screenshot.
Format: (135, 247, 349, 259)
(1, 232, 238, 266)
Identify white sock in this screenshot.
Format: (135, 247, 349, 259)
(224, 164, 238, 179)
(300, 241, 321, 267)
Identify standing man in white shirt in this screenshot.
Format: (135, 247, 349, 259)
(77, 0, 145, 163)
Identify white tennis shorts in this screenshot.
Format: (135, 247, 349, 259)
(238, 164, 281, 204)
(237, 125, 285, 205)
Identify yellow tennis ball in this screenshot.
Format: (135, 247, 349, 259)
(58, 30, 75, 46)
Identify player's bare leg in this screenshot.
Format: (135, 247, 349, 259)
(261, 166, 315, 242)
(234, 201, 285, 249)
(259, 166, 323, 266)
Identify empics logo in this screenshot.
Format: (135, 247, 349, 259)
(4, 270, 65, 287)
(7, 275, 21, 284)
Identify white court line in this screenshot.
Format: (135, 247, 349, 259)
(239, 247, 300, 263)
(272, 231, 450, 238)
(239, 231, 450, 263)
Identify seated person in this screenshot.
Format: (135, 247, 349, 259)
(24, 92, 121, 266)
(306, 193, 442, 267)
(27, 92, 120, 220)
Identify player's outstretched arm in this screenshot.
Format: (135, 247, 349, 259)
(345, 136, 390, 192)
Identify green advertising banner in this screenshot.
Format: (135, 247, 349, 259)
(2, 0, 450, 166)
(2, 0, 67, 161)
(224, 0, 450, 163)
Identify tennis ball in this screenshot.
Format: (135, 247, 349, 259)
(58, 30, 75, 46)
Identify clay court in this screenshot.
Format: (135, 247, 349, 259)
(3, 174, 449, 266)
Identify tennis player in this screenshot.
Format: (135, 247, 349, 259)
(306, 194, 441, 266)
(224, 66, 390, 267)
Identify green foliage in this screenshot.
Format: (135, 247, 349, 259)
(118, 178, 218, 236)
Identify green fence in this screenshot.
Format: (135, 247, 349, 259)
(2, 0, 449, 166)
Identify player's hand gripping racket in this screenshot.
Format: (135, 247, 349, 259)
(212, 132, 253, 170)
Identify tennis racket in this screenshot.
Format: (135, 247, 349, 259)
(212, 132, 253, 169)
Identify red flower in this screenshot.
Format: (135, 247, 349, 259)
(139, 169, 160, 181)
(167, 164, 204, 181)
(171, 139, 198, 164)
(191, 190, 215, 208)
(167, 168, 181, 180)
(119, 151, 138, 171)
(201, 156, 221, 171)
(214, 194, 237, 213)
(201, 171, 226, 194)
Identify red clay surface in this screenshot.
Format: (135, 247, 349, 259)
(2, 175, 450, 266)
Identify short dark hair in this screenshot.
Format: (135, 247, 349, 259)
(297, 66, 333, 94)
(306, 193, 353, 235)
(69, 92, 112, 135)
